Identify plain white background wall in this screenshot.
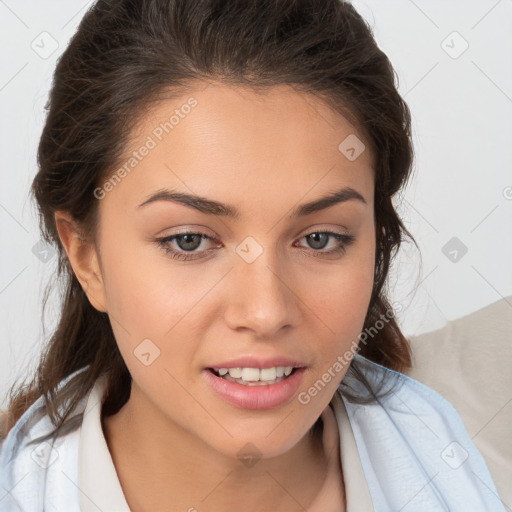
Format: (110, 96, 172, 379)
(1, 0, 511, 405)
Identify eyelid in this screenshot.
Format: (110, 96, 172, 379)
(299, 223, 350, 236)
(156, 225, 218, 238)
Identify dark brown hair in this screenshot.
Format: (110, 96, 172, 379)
(1, 0, 415, 438)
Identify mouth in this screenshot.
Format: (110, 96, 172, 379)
(204, 366, 307, 409)
(207, 366, 300, 386)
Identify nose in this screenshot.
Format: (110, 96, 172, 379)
(223, 252, 302, 338)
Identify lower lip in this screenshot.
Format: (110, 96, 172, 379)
(203, 368, 306, 410)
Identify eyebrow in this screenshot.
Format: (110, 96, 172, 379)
(137, 186, 367, 218)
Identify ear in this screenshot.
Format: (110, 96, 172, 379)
(54, 210, 108, 313)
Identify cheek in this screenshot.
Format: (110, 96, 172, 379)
(98, 237, 212, 374)
(98, 229, 180, 327)
(306, 240, 375, 352)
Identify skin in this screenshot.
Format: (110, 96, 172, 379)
(55, 82, 376, 511)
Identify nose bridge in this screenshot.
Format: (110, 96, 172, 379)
(224, 242, 301, 336)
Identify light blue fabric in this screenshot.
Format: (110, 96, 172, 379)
(0, 366, 87, 511)
(340, 356, 507, 511)
(0, 355, 507, 511)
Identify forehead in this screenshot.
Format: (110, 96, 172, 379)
(101, 82, 375, 214)
(137, 81, 373, 163)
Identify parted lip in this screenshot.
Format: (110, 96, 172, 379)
(207, 356, 307, 371)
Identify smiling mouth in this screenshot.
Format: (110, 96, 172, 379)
(208, 367, 299, 386)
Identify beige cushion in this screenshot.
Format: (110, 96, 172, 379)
(405, 297, 512, 508)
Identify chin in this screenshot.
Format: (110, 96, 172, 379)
(207, 425, 309, 463)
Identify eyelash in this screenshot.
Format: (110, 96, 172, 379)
(155, 230, 356, 261)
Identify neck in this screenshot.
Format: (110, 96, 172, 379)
(101, 387, 331, 512)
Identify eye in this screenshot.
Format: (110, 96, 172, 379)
(156, 231, 219, 261)
(295, 231, 355, 258)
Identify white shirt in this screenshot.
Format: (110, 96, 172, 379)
(0, 355, 506, 511)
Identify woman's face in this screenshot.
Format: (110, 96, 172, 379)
(89, 82, 375, 459)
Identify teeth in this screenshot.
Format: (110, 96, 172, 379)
(260, 367, 277, 381)
(228, 368, 242, 378)
(241, 368, 261, 381)
(215, 366, 295, 382)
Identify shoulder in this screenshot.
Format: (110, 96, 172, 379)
(0, 367, 93, 512)
(338, 354, 507, 511)
(405, 298, 512, 507)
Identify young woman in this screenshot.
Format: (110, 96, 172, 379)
(0, 1, 505, 511)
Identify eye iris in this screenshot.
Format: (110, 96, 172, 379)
(307, 232, 328, 250)
(177, 234, 202, 251)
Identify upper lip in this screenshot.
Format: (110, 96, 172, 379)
(207, 356, 307, 370)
